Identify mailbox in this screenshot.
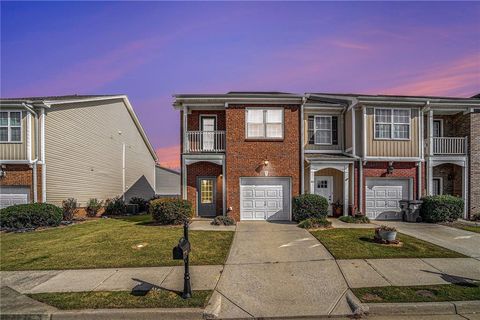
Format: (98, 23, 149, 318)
(173, 237, 191, 260)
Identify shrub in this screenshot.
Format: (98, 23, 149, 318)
(104, 196, 126, 215)
(149, 198, 193, 225)
(292, 194, 328, 221)
(0, 203, 62, 230)
(420, 195, 464, 223)
(129, 197, 149, 212)
(211, 216, 236, 226)
(339, 215, 370, 224)
(62, 198, 78, 221)
(298, 217, 332, 229)
(86, 198, 103, 217)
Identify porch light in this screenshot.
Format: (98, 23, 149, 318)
(387, 164, 394, 174)
(263, 160, 269, 166)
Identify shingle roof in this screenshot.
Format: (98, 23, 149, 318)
(0, 94, 123, 102)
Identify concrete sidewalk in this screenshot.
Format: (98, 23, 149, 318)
(0, 265, 223, 294)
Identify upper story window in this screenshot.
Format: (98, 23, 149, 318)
(246, 108, 283, 139)
(0, 111, 22, 143)
(374, 108, 410, 140)
(308, 115, 338, 145)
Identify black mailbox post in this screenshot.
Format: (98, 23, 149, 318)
(172, 220, 192, 299)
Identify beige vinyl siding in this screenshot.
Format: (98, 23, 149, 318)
(45, 99, 155, 206)
(355, 108, 363, 157)
(0, 110, 28, 160)
(155, 167, 180, 196)
(366, 107, 420, 158)
(345, 109, 352, 150)
(303, 111, 343, 151)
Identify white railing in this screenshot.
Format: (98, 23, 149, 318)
(426, 137, 467, 155)
(185, 131, 225, 153)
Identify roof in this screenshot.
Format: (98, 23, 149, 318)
(173, 92, 303, 108)
(304, 153, 356, 161)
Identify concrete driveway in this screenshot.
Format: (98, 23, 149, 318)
(209, 221, 351, 318)
(372, 221, 480, 259)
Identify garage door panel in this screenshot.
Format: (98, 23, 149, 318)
(242, 189, 254, 197)
(242, 200, 253, 209)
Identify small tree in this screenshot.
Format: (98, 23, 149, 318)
(86, 198, 103, 217)
(62, 198, 78, 221)
(104, 196, 127, 215)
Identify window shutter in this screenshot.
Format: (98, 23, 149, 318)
(308, 116, 314, 144)
(332, 116, 338, 145)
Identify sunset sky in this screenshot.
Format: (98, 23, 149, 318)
(2, 1, 479, 169)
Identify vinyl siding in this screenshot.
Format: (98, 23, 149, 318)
(345, 109, 352, 150)
(366, 107, 420, 158)
(45, 99, 155, 206)
(155, 167, 180, 196)
(303, 111, 344, 151)
(0, 110, 28, 160)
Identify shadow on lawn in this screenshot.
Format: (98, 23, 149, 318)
(130, 278, 183, 298)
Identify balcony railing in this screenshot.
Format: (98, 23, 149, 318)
(426, 137, 467, 155)
(185, 131, 225, 153)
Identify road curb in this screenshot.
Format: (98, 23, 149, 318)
(366, 300, 480, 316)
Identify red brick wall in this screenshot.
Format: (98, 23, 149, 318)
(186, 161, 223, 216)
(1, 164, 42, 203)
(225, 104, 301, 221)
(187, 110, 226, 131)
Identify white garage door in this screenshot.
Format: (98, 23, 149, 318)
(0, 186, 30, 209)
(366, 178, 410, 220)
(240, 177, 290, 221)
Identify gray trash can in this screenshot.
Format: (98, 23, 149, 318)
(400, 200, 422, 222)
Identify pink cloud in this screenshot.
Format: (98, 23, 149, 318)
(156, 144, 180, 170)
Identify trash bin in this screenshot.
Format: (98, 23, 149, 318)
(400, 200, 422, 222)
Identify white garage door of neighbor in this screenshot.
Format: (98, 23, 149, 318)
(240, 178, 290, 221)
(366, 179, 410, 220)
(0, 187, 29, 209)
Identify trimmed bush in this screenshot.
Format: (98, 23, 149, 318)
(62, 198, 78, 221)
(292, 194, 328, 221)
(86, 198, 103, 217)
(339, 215, 370, 224)
(298, 217, 332, 229)
(420, 195, 464, 223)
(149, 198, 193, 225)
(0, 203, 62, 230)
(104, 196, 126, 216)
(129, 197, 149, 212)
(211, 216, 236, 226)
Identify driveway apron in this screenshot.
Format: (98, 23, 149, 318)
(213, 221, 349, 318)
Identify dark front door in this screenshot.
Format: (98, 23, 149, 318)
(197, 177, 216, 216)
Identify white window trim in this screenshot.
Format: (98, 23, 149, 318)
(432, 177, 443, 195)
(374, 107, 411, 141)
(0, 110, 23, 143)
(433, 119, 444, 137)
(314, 115, 332, 145)
(245, 108, 284, 139)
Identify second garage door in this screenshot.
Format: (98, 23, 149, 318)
(240, 177, 290, 221)
(0, 186, 30, 209)
(366, 178, 412, 220)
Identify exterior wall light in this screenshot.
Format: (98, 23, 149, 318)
(263, 160, 269, 166)
(387, 163, 394, 174)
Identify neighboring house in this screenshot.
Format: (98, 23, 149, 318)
(155, 165, 180, 197)
(0, 95, 157, 208)
(174, 92, 480, 221)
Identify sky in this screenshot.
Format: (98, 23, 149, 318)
(1, 1, 479, 169)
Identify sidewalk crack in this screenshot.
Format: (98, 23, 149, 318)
(216, 288, 255, 318)
(365, 259, 393, 286)
(91, 269, 118, 291)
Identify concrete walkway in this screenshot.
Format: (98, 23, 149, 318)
(0, 265, 222, 294)
(371, 221, 480, 259)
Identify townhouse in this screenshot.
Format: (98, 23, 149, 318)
(0, 95, 157, 208)
(174, 92, 480, 221)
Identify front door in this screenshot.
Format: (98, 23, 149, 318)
(314, 176, 333, 214)
(201, 116, 216, 151)
(197, 177, 216, 216)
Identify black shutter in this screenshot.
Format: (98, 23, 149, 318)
(332, 116, 338, 145)
(308, 116, 314, 144)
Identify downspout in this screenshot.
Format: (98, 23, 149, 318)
(300, 96, 306, 194)
(24, 103, 39, 202)
(40, 107, 47, 203)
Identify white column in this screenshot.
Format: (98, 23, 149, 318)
(182, 157, 187, 200)
(463, 161, 468, 219)
(26, 112, 32, 162)
(183, 106, 188, 153)
(310, 166, 315, 194)
(122, 143, 126, 201)
(417, 161, 422, 200)
(358, 160, 363, 214)
(222, 157, 226, 216)
(343, 166, 349, 216)
(427, 160, 433, 196)
(350, 163, 355, 208)
(428, 109, 434, 156)
(40, 108, 46, 203)
(300, 101, 305, 194)
(32, 162, 37, 203)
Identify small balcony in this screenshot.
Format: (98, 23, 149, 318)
(185, 131, 226, 153)
(426, 137, 468, 155)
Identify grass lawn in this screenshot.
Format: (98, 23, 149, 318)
(310, 228, 465, 259)
(29, 289, 212, 309)
(353, 283, 480, 303)
(460, 225, 480, 233)
(0, 215, 234, 271)
(441, 221, 480, 234)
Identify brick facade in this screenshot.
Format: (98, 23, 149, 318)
(469, 113, 480, 217)
(1, 164, 42, 203)
(186, 161, 223, 216)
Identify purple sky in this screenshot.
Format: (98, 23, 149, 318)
(2, 1, 479, 168)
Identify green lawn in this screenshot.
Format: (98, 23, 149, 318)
(353, 283, 480, 303)
(29, 290, 212, 309)
(460, 225, 480, 233)
(0, 215, 234, 270)
(310, 228, 465, 259)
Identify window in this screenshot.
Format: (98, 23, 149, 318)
(374, 108, 410, 140)
(314, 116, 332, 145)
(0, 111, 22, 143)
(246, 108, 283, 139)
(200, 179, 213, 204)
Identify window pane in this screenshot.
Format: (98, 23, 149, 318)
(10, 127, 21, 141)
(201, 179, 213, 204)
(393, 124, 409, 139)
(393, 109, 409, 124)
(247, 109, 263, 123)
(0, 112, 8, 126)
(266, 123, 282, 138)
(375, 124, 391, 139)
(315, 130, 331, 144)
(9, 112, 21, 126)
(375, 109, 391, 123)
(247, 123, 264, 137)
(266, 109, 282, 123)
(315, 116, 331, 130)
(0, 127, 7, 141)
